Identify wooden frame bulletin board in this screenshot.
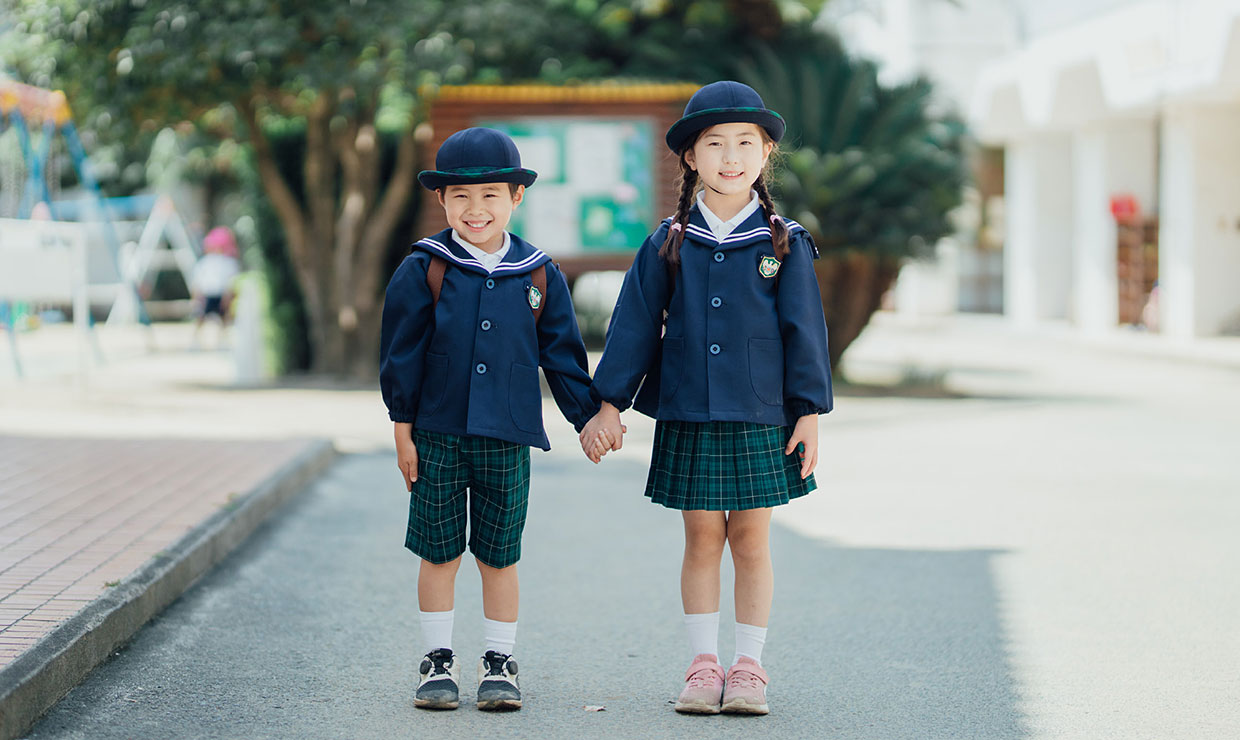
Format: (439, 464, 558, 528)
(417, 83, 698, 284)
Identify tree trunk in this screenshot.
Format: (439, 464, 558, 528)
(814, 251, 902, 370)
(238, 93, 418, 381)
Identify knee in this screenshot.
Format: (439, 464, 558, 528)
(726, 528, 769, 566)
(422, 556, 463, 576)
(684, 528, 726, 560)
(476, 560, 517, 578)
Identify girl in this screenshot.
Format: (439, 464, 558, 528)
(580, 81, 832, 715)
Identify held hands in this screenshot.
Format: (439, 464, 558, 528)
(395, 422, 418, 491)
(786, 414, 820, 480)
(579, 401, 626, 464)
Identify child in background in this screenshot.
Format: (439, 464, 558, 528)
(190, 226, 241, 347)
(379, 127, 597, 712)
(581, 81, 833, 716)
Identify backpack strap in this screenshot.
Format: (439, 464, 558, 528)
(531, 264, 547, 324)
(428, 255, 549, 325)
(426, 256, 447, 306)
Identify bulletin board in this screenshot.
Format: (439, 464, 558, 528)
(479, 118, 655, 255)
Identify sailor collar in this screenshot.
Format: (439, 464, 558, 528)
(413, 228, 551, 276)
(679, 204, 805, 251)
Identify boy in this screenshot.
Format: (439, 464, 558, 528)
(379, 127, 596, 711)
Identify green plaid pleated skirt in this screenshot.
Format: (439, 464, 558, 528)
(645, 421, 816, 511)
(406, 429, 530, 568)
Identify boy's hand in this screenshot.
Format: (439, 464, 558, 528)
(589, 428, 616, 462)
(579, 402, 625, 464)
(395, 422, 418, 491)
(785, 414, 819, 480)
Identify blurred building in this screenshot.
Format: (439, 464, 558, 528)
(971, 0, 1240, 338)
(824, 0, 1020, 316)
(828, 0, 1240, 338)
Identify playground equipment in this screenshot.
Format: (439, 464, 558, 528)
(1, 79, 200, 376)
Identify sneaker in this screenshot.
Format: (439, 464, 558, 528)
(414, 648, 460, 710)
(476, 650, 522, 711)
(674, 653, 725, 714)
(720, 656, 769, 715)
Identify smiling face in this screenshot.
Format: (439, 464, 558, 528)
(684, 122, 774, 203)
(437, 182, 524, 252)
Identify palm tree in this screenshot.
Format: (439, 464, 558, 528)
(735, 30, 970, 369)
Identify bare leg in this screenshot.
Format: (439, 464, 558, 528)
(477, 560, 519, 622)
(726, 508, 774, 627)
(418, 556, 463, 612)
(681, 510, 728, 614)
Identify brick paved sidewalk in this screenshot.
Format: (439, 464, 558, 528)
(0, 436, 312, 669)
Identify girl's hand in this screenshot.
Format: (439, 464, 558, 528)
(395, 422, 418, 491)
(579, 402, 625, 464)
(785, 414, 819, 479)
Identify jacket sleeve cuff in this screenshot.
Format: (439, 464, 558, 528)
(589, 385, 633, 413)
(785, 398, 825, 419)
(388, 409, 415, 423)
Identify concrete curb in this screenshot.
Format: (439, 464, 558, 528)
(0, 438, 337, 740)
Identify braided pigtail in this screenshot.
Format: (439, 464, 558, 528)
(658, 157, 698, 267)
(753, 172, 789, 260)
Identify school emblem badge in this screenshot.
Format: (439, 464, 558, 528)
(527, 285, 543, 310)
(758, 255, 781, 278)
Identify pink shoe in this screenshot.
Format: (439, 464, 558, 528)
(721, 656, 769, 715)
(674, 653, 725, 714)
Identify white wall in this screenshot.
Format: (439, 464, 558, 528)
(1160, 104, 1240, 336)
(1006, 135, 1076, 325)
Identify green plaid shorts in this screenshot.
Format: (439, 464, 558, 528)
(405, 429, 531, 568)
(645, 421, 816, 511)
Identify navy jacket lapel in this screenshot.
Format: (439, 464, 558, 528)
(412, 229, 551, 276)
(492, 232, 552, 275)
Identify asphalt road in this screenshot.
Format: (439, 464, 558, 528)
(23, 447, 1022, 739)
(23, 317, 1240, 739)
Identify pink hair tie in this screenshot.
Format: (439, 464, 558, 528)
(769, 215, 783, 225)
(669, 222, 683, 233)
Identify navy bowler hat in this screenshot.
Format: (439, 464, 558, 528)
(418, 127, 538, 191)
(665, 81, 785, 154)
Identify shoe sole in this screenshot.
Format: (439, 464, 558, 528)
(674, 700, 721, 715)
(720, 699, 769, 715)
(477, 698, 522, 711)
(414, 699, 460, 710)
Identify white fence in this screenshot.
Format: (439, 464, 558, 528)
(0, 218, 95, 377)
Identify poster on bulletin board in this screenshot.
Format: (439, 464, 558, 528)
(478, 118, 654, 256)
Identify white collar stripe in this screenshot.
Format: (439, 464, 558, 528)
(491, 252, 547, 273)
(417, 238, 546, 273)
(721, 226, 773, 242)
(419, 239, 487, 269)
(686, 225, 774, 244)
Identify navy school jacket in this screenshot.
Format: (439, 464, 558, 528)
(590, 205, 833, 427)
(379, 229, 597, 451)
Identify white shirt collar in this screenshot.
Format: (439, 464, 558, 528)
(451, 230, 511, 273)
(696, 190, 761, 242)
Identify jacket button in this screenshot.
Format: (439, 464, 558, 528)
(710, 297, 722, 308)
(476, 363, 487, 374)
(485, 278, 495, 289)
(709, 344, 721, 355)
(713, 252, 725, 263)
(481, 320, 492, 331)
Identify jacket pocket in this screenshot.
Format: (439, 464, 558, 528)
(658, 336, 685, 404)
(748, 337, 784, 406)
(419, 353, 449, 416)
(509, 362, 544, 434)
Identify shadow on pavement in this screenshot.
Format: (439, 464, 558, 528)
(26, 453, 1027, 740)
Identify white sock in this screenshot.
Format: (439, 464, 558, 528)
(684, 611, 720, 659)
(483, 617, 517, 656)
(733, 622, 767, 666)
(419, 609, 454, 654)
